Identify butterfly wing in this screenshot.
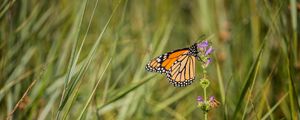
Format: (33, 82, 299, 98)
(166, 54, 196, 87)
(145, 48, 190, 74)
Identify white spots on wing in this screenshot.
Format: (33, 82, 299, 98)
(156, 58, 161, 62)
(167, 77, 194, 87)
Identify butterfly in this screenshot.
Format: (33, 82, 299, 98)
(145, 43, 200, 87)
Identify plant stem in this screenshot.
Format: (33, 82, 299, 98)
(204, 86, 207, 102)
(203, 69, 208, 120)
(204, 86, 208, 120)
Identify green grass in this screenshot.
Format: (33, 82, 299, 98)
(1, 0, 299, 119)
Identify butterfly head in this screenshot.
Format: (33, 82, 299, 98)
(188, 43, 200, 60)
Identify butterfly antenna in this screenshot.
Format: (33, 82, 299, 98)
(195, 34, 215, 43)
(196, 34, 207, 41)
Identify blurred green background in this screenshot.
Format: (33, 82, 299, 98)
(1, 0, 299, 119)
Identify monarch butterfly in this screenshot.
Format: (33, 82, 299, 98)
(145, 43, 201, 87)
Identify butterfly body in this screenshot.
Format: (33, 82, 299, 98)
(146, 43, 200, 87)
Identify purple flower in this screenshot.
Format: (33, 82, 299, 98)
(209, 96, 215, 102)
(197, 40, 213, 56)
(205, 46, 214, 55)
(197, 40, 209, 48)
(208, 96, 220, 108)
(197, 96, 206, 109)
(197, 96, 204, 102)
(197, 40, 214, 68)
(203, 58, 212, 68)
(197, 96, 220, 112)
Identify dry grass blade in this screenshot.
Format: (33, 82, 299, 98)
(6, 79, 37, 120)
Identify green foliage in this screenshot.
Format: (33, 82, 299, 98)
(0, 0, 299, 119)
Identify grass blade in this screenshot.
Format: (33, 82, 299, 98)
(77, 58, 111, 120)
(261, 93, 288, 120)
(56, 0, 88, 118)
(286, 38, 300, 119)
(97, 74, 155, 110)
(216, 55, 225, 103)
(233, 42, 265, 119)
(154, 85, 197, 112)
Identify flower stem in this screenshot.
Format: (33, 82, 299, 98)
(203, 86, 207, 102)
(203, 86, 208, 120)
(202, 69, 208, 120)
